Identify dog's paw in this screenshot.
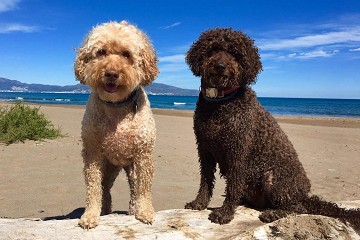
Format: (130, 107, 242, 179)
(185, 200, 207, 210)
(79, 212, 100, 229)
(135, 200, 154, 224)
(208, 208, 234, 224)
(259, 210, 289, 223)
(135, 207, 154, 225)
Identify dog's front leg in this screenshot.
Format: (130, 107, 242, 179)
(185, 150, 216, 210)
(79, 150, 105, 229)
(209, 159, 244, 224)
(126, 153, 154, 224)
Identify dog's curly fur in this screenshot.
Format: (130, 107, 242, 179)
(185, 28, 360, 231)
(74, 21, 159, 229)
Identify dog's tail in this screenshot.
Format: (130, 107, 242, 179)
(302, 195, 360, 233)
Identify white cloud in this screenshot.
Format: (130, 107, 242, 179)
(259, 53, 278, 60)
(159, 54, 185, 63)
(291, 50, 334, 59)
(262, 66, 279, 71)
(261, 50, 339, 61)
(160, 22, 181, 30)
(0, 1, 41, 34)
(0, 23, 39, 33)
(159, 54, 187, 74)
(349, 47, 360, 52)
(259, 27, 360, 50)
(0, 0, 21, 13)
(258, 22, 359, 61)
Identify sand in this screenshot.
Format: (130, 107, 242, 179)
(0, 103, 359, 220)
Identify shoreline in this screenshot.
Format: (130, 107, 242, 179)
(1, 93, 360, 120)
(2, 101, 360, 128)
(152, 108, 360, 128)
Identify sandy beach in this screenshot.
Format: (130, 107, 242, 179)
(0, 103, 359, 220)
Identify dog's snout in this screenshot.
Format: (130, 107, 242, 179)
(104, 70, 119, 80)
(216, 62, 227, 71)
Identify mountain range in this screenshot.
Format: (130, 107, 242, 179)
(0, 77, 199, 96)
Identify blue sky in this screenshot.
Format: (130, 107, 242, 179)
(0, 0, 359, 99)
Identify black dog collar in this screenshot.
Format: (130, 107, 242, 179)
(201, 86, 240, 98)
(99, 88, 138, 111)
(200, 86, 245, 103)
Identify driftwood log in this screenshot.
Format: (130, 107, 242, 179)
(1, 202, 360, 240)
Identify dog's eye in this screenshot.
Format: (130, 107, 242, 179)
(122, 51, 131, 58)
(96, 49, 107, 57)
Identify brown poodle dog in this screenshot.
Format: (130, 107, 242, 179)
(185, 28, 360, 231)
(74, 21, 158, 229)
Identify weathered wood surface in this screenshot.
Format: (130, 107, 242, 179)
(1, 202, 360, 240)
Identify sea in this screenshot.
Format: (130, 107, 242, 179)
(0, 92, 359, 118)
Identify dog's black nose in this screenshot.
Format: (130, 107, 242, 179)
(216, 62, 227, 71)
(104, 70, 119, 80)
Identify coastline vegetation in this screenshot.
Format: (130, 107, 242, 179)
(0, 102, 64, 145)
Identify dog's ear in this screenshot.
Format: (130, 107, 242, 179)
(74, 45, 89, 85)
(185, 42, 202, 77)
(140, 43, 159, 86)
(236, 34, 263, 85)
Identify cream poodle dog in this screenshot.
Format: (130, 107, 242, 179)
(74, 21, 159, 229)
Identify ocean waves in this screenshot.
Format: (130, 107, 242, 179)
(0, 92, 359, 118)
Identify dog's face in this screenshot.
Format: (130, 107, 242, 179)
(186, 28, 262, 89)
(74, 21, 159, 102)
(201, 51, 242, 89)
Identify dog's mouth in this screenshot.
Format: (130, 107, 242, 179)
(202, 76, 231, 89)
(104, 83, 119, 93)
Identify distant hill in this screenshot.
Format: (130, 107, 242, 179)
(144, 82, 198, 96)
(0, 77, 199, 96)
(0, 78, 89, 93)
